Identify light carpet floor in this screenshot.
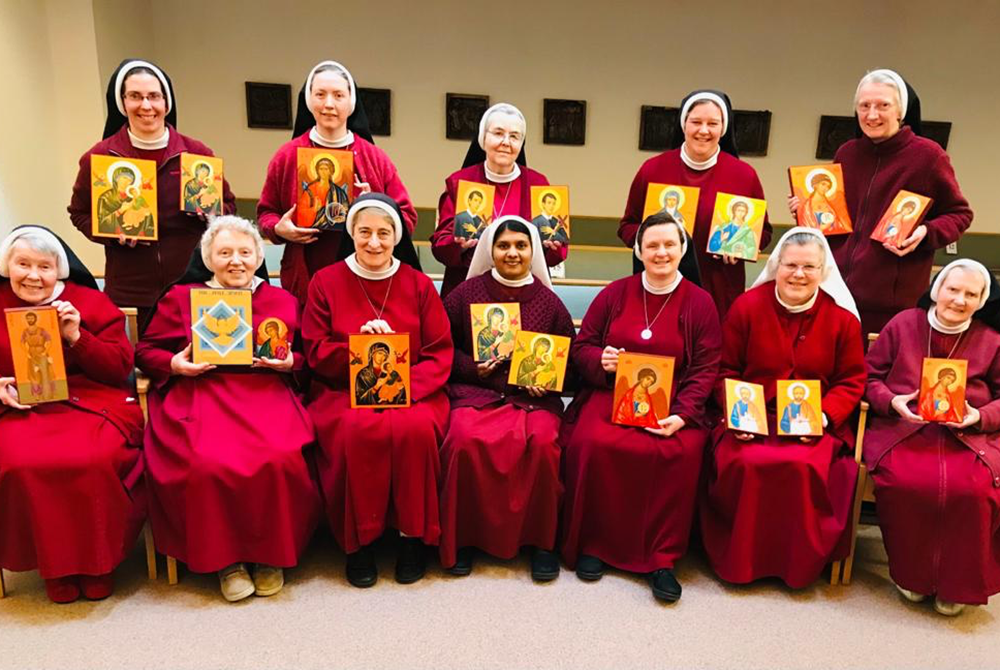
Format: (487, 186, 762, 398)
(1, 527, 996, 670)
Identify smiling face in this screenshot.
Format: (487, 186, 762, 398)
(8, 241, 60, 304)
(935, 266, 985, 327)
(492, 227, 532, 281)
(483, 112, 524, 174)
(640, 223, 682, 283)
(776, 241, 824, 306)
(855, 82, 902, 143)
(683, 101, 723, 161)
(310, 69, 352, 139)
(208, 229, 259, 288)
(353, 210, 396, 272)
(122, 72, 166, 139)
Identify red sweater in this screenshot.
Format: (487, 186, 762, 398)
(432, 163, 566, 298)
(68, 125, 237, 307)
(257, 133, 417, 304)
(830, 127, 973, 317)
(619, 149, 772, 317)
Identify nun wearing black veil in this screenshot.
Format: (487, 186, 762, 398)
(618, 89, 771, 318)
(68, 58, 236, 322)
(256, 60, 417, 305)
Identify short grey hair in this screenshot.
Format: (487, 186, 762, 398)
(199, 215, 265, 268)
(778, 232, 825, 266)
(0, 227, 69, 279)
(854, 71, 904, 114)
(478, 103, 527, 149)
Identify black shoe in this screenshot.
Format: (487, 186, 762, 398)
(650, 568, 682, 602)
(576, 554, 604, 581)
(395, 537, 426, 584)
(446, 547, 474, 577)
(346, 546, 377, 588)
(530, 548, 560, 582)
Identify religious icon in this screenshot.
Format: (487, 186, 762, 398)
(454, 180, 495, 241)
(296, 147, 354, 230)
(180, 153, 224, 216)
(642, 183, 699, 236)
(190, 288, 253, 365)
(725, 379, 768, 436)
(4, 306, 69, 404)
(507, 330, 570, 392)
(787, 164, 852, 235)
(776, 379, 823, 437)
(706, 193, 767, 261)
(470, 302, 520, 362)
(529, 185, 571, 243)
(349, 333, 411, 409)
(255, 317, 290, 361)
(90, 154, 158, 241)
(611, 352, 675, 428)
(871, 190, 933, 247)
(918, 357, 967, 423)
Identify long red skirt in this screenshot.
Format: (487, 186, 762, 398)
(0, 404, 144, 578)
(310, 388, 448, 553)
(872, 428, 1000, 605)
(144, 375, 321, 573)
(439, 404, 562, 567)
(700, 431, 856, 587)
(560, 389, 706, 573)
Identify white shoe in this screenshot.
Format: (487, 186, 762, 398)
(219, 563, 255, 602)
(895, 584, 928, 603)
(253, 565, 284, 597)
(934, 597, 966, 617)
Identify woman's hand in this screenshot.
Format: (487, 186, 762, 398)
(542, 240, 563, 251)
(524, 385, 547, 398)
(884, 225, 927, 257)
(945, 402, 981, 429)
(454, 236, 479, 251)
(275, 205, 320, 244)
(477, 359, 500, 379)
(601, 346, 623, 373)
(0, 377, 31, 410)
(116, 232, 150, 247)
(645, 414, 686, 437)
(787, 194, 801, 217)
(170, 343, 216, 377)
(734, 432, 756, 441)
(359, 320, 394, 335)
(890, 390, 924, 423)
(51, 300, 81, 346)
(252, 347, 294, 373)
(354, 176, 372, 196)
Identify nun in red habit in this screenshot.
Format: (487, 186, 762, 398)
(303, 193, 453, 588)
(619, 90, 772, 318)
(439, 216, 574, 580)
(257, 60, 417, 304)
(700, 227, 866, 588)
(865, 259, 1000, 616)
(790, 69, 972, 337)
(431, 103, 568, 298)
(137, 216, 320, 602)
(560, 213, 721, 602)
(0, 226, 144, 604)
(68, 59, 236, 321)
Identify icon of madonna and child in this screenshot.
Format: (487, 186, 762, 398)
(350, 336, 411, 408)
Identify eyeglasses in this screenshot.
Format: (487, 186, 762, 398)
(123, 92, 164, 104)
(778, 262, 822, 275)
(488, 129, 523, 144)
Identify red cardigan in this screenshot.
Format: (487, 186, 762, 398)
(68, 125, 236, 307)
(257, 133, 417, 305)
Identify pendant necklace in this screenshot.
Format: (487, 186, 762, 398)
(493, 182, 513, 220)
(642, 286, 674, 340)
(357, 273, 394, 321)
(927, 327, 964, 359)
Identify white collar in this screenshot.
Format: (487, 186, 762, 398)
(680, 142, 719, 171)
(928, 306, 971, 335)
(128, 128, 169, 150)
(775, 286, 818, 314)
(491, 267, 534, 287)
(346, 253, 400, 280)
(642, 271, 682, 295)
(485, 162, 521, 184)
(310, 126, 354, 149)
(206, 276, 263, 291)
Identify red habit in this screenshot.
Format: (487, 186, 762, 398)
(302, 261, 454, 553)
(700, 283, 865, 587)
(137, 282, 321, 573)
(560, 274, 721, 573)
(0, 282, 145, 579)
(619, 149, 772, 317)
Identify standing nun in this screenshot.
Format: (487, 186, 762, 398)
(619, 90, 771, 318)
(431, 103, 568, 298)
(257, 61, 417, 305)
(68, 59, 236, 322)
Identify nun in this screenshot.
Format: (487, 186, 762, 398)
(790, 69, 973, 337)
(864, 259, 1000, 616)
(619, 90, 771, 317)
(257, 60, 417, 305)
(431, 103, 567, 298)
(302, 194, 452, 588)
(68, 59, 236, 322)
(700, 227, 866, 588)
(438, 216, 576, 580)
(0, 226, 144, 603)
